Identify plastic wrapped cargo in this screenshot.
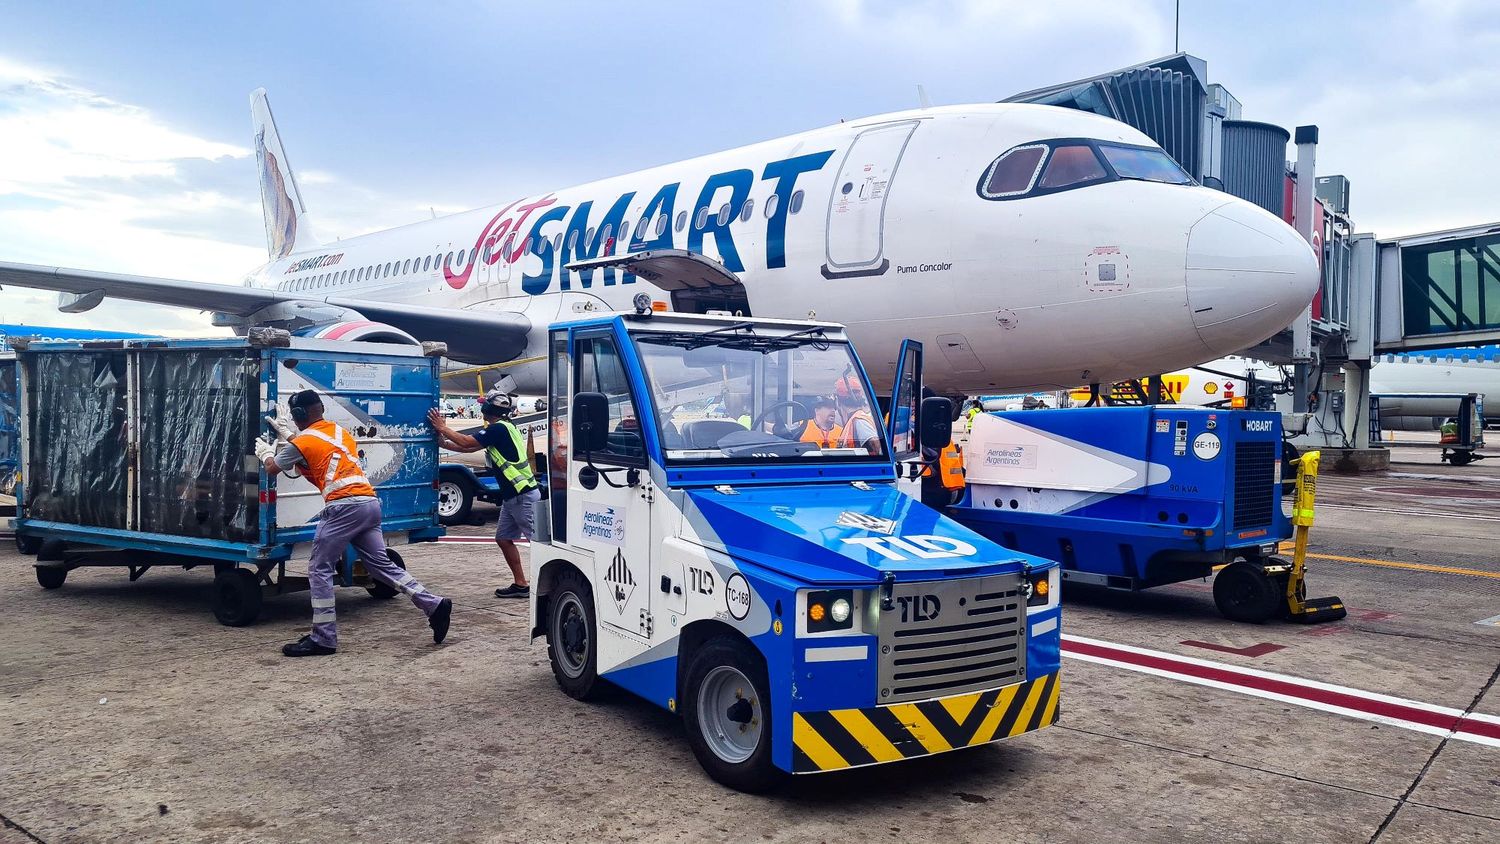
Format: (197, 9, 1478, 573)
(135, 351, 261, 542)
(25, 350, 130, 529)
(0, 357, 17, 499)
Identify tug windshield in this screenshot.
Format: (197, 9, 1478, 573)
(632, 328, 889, 464)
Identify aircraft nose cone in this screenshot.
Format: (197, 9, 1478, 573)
(1185, 198, 1319, 356)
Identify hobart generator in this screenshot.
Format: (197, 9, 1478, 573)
(949, 405, 1343, 624)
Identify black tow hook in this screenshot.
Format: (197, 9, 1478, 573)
(880, 571, 897, 612)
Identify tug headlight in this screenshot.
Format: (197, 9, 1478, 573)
(830, 597, 852, 624)
(806, 589, 855, 633)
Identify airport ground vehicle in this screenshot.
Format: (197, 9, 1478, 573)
(10, 332, 444, 625)
(949, 406, 1340, 623)
(527, 310, 1062, 791)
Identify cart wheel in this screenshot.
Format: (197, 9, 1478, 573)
(1213, 561, 1281, 623)
(436, 471, 475, 526)
(35, 565, 67, 590)
(212, 568, 263, 626)
(366, 549, 404, 600)
(547, 567, 601, 701)
(15, 532, 42, 556)
(36, 538, 67, 562)
(1448, 450, 1474, 466)
(683, 637, 782, 793)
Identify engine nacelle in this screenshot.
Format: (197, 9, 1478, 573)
(295, 321, 419, 346)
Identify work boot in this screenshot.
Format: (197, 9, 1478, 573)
(430, 598, 453, 644)
(282, 635, 337, 657)
(494, 583, 529, 599)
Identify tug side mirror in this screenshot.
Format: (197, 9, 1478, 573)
(573, 392, 609, 454)
(919, 396, 954, 450)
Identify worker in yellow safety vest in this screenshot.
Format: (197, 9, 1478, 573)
(258, 389, 452, 657)
(430, 391, 539, 599)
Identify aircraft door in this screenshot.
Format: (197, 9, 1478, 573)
(823, 120, 919, 278)
(563, 330, 655, 649)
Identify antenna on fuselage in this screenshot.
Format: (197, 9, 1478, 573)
(917, 84, 932, 109)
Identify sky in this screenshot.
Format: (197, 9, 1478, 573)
(0, 0, 1495, 335)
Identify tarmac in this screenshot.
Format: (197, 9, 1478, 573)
(1, 444, 1497, 843)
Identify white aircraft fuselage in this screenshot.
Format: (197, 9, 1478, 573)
(243, 103, 1318, 395)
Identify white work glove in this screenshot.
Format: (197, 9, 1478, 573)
(265, 414, 298, 442)
(254, 439, 276, 466)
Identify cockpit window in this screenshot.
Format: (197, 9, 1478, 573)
(1038, 144, 1107, 189)
(978, 139, 1196, 201)
(1099, 144, 1193, 184)
(980, 144, 1046, 198)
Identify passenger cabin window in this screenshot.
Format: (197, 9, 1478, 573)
(764, 194, 779, 219)
(575, 335, 645, 463)
(403, 259, 412, 274)
(740, 199, 754, 222)
(656, 214, 668, 237)
(981, 144, 1047, 197)
(789, 190, 804, 214)
(675, 210, 687, 232)
(1039, 145, 1108, 189)
(717, 203, 731, 226)
(423, 256, 431, 272)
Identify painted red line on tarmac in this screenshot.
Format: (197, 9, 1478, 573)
(1063, 636, 1500, 745)
(1179, 640, 1285, 658)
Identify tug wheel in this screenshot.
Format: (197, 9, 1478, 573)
(1213, 561, 1281, 623)
(683, 637, 782, 793)
(546, 567, 601, 701)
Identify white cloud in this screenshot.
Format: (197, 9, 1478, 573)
(0, 57, 264, 334)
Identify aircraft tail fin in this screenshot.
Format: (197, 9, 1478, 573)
(251, 88, 320, 259)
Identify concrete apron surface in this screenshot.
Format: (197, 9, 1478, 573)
(1, 448, 1497, 843)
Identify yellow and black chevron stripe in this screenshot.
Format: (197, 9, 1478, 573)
(791, 672, 1060, 773)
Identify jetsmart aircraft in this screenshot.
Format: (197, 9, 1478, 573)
(0, 89, 1318, 395)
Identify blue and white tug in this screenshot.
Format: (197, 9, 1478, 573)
(527, 309, 1060, 791)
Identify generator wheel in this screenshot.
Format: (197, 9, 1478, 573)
(365, 549, 405, 599)
(212, 568, 263, 627)
(683, 637, 782, 793)
(1213, 561, 1281, 623)
(35, 565, 67, 589)
(546, 567, 601, 701)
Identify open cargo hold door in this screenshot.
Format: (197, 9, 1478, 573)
(565, 249, 749, 316)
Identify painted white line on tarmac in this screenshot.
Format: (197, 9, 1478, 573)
(1319, 502, 1500, 523)
(1063, 634, 1500, 749)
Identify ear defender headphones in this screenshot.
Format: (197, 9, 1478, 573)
(289, 389, 321, 424)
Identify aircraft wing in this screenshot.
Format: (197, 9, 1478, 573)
(0, 261, 530, 363)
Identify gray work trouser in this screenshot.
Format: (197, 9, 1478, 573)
(308, 497, 442, 648)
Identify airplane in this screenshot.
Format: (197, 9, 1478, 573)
(0, 89, 1319, 397)
(1150, 347, 1500, 429)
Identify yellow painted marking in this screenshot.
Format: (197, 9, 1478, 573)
(1007, 677, 1051, 737)
(1038, 677, 1062, 727)
(886, 703, 954, 754)
(970, 684, 1022, 745)
(792, 713, 848, 771)
(938, 690, 982, 725)
(1275, 543, 1500, 580)
(830, 709, 905, 763)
